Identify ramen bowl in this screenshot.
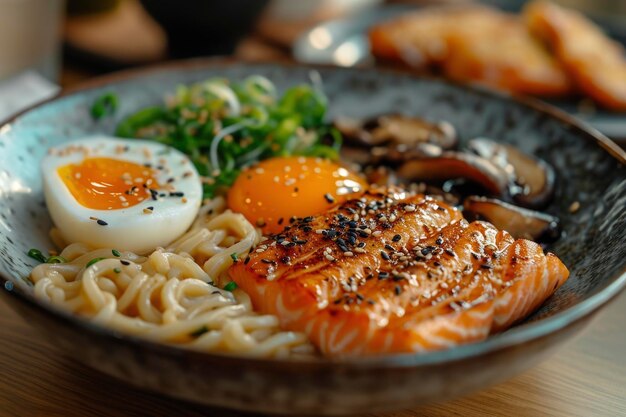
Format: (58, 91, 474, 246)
(0, 60, 624, 415)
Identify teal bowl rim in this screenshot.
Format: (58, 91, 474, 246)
(0, 58, 625, 368)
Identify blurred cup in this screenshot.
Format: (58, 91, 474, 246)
(0, 0, 64, 82)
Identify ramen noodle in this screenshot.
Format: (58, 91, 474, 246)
(30, 197, 314, 358)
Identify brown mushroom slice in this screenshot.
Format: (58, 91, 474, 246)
(463, 196, 559, 241)
(334, 114, 458, 149)
(397, 152, 511, 198)
(468, 138, 555, 208)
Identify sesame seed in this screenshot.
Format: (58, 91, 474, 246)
(381, 251, 390, 261)
(404, 204, 416, 212)
(143, 208, 153, 214)
(343, 251, 354, 257)
(392, 234, 401, 242)
(372, 230, 382, 237)
(325, 253, 335, 262)
(324, 193, 335, 204)
(96, 219, 108, 226)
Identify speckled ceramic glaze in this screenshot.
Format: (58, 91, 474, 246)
(0, 60, 624, 415)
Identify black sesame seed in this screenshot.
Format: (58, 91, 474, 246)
(303, 216, 314, 223)
(367, 299, 376, 305)
(120, 260, 130, 266)
(324, 193, 335, 204)
(280, 256, 291, 264)
(278, 217, 284, 225)
(348, 221, 358, 228)
(421, 246, 436, 256)
(357, 242, 366, 248)
(385, 244, 395, 251)
(444, 248, 456, 257)
(358, 231, 369, 238)
(244, 256, 251, 265)
(366, 273, 374, 280)
(392, 234, 401, 242)
(436, 236, 444, 245)
(96, 219, 108, 226)
(381, 251, 390, 261)
(434, 261, 441, 267)
(356, 293, 364, 301)
(392, 275, 404, 282)
(480, 264, 492, 269)
(169, 192, 184, 197)
(333, 298, 342, 305)
(394, 285, 403, 295)
(378, 272, 389, 279)
(159, 193, 166, 197)
(167, 178, 175, 183)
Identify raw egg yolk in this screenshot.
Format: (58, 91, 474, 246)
(227, 156, 367, 234)
(57, 157, 160, 210)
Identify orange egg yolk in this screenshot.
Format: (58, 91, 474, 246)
(227, 156, 368, 234)
(57, 157, 160, 210)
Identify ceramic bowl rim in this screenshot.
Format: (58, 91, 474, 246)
(0, 58, 625, 368)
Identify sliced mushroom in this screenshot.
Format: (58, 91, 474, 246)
(468, 138, 555, 208)
(463, 196, 560, 241)
(335, 114, 457, 164)
(397, 151, 512, 199)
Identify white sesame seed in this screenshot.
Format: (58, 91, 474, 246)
(325, 254, 335, 262)
(404, 205, 416, 212)
(343, 251, 354, 257)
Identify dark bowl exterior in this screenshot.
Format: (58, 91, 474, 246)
(0, 59, 624, 415)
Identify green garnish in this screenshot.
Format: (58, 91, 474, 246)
(115, 76, 341, 199)
(113, 267, 122, 274)
(27, 248, 47, 263)
(46, 256, 67, 264)
(91, 92, 118, 120)
(112, 249, 121, 257)
(230, 253, 239, 262)
(223, 281, 238, 292)
(86, 257, 105, 268)
(190, 325, 209, 338)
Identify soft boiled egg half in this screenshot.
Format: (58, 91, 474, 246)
(227, 156, 367, 234)
(42, 136, 202, 253)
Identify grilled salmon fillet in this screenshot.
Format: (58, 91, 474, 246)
(229, 188, 569, 356)
(369, 6, 572, 97)
(524, 1, 626, 111)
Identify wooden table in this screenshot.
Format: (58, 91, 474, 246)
(1, 291, 624, 417)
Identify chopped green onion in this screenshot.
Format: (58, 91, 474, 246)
(112, 249, 121, 257)
(46, 256, 67, 264)
(116, 76, 340, 199)
(27, 248, 47, 263)
(190, 325, 209, 338)
(113, 267, 122, 274)
(86, 257, 105, 268)
(230, 253, 239, 262)
(91, 93, 118, 120)
(223, 281, 238, 292)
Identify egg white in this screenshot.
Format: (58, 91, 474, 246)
(42, 136, 202, 254)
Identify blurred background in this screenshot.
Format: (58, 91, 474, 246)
(0, 0, 625, 138)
